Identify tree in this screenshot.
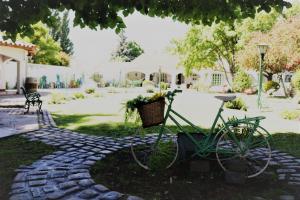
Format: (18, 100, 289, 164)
(0, 1, 290, 40)
(59, 12, 74, 55)
(48, 11, 74, 55)
(170, 6, 296, 87)
(49, 10, 61, 42)
(111, 31, 144, 62)
(237, 15, 300, 81)
(238, 9, 280, 45)
(170, 22, 239, 86)
(22, 23, 70, 66)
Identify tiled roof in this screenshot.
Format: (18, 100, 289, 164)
(0, 35, 36, 55)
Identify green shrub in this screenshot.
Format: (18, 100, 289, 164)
(48, 93, 68, 104)
(146, 88, 154, 93)
(85, 88, 95, 94)
(159, 82, 169, 90)
(232, 70, 252, 93)
(281, 110, 300, 120)
(292, 70, 300, 94)
(72, 92, 85, 99)
(263, 81, 280, 92)
(225, 97, 247, 111)
(130, 80, 143, 87)
(142, 80, 155, 87)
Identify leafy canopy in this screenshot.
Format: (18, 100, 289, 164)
(170, 22, 242, 85)
(237, 15, 300, 80)
(0, 0, 290, 40)
(21, 23, 70, 66)
(170, 5, 297, 84)
(49, 11, 74, 55)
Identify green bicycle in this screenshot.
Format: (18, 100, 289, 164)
(131, 89, 272, 178)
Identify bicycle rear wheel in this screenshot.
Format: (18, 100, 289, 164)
(216, 122, 271, 178)
(131, 124, 179, 170)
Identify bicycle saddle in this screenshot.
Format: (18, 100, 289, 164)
(214, 95, 236, 102)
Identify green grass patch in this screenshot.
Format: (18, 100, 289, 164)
(0, 135, 57, 199)
(53, 114, 300, 156)
(271, 132, 300, 157)
(280, 110, 300, 120)
(52, 113, 207, 137)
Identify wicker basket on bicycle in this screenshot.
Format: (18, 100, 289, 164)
(137, 97, 165, 128)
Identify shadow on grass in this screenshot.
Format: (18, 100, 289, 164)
(53, 114, 300, 157)
(271, 132, 300, 157)
(0, 135, 57, 200)
(52, 113, 209, 138)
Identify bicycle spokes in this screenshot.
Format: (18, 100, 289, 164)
(216, 122, 271, 178)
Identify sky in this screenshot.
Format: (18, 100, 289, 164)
(69, 13, 189, 71)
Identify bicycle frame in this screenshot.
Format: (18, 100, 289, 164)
(154, 91, 265, 158)
(154, 93, 231, 157)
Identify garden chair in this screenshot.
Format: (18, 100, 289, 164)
(21, 87, 42, 114)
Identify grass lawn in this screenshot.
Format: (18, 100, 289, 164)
(0, 135, 57, 200)
(271, 132, 300, 157)
(52, 113, 138, 137)
(53, 113, 300, 157)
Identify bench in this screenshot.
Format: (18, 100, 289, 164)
(21, 87, 42, 113)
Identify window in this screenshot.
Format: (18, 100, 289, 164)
(284, 74, 292, 83)
(161, 73, 168, 82)
(212, 74, 222, 86)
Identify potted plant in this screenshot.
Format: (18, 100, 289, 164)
(125, 92, 166, 127)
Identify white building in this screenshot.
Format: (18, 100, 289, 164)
(0, 36, 36, 94)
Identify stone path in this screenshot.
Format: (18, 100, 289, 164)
(7, 109, 300, 200)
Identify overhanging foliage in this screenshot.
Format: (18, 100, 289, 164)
(0, 0, 291, 40)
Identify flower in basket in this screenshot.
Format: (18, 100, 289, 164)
(124, 92, 166, 124)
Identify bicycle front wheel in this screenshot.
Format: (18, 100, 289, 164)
(216, 122, 271, 178)
(131, 124, 179, 170)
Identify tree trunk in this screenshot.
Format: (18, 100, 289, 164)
(278, 74, 288, 97)
(218, 57, 232, 88)
(263, 72, 273, 81)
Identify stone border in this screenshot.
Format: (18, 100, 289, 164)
(8, 109, 300, 200)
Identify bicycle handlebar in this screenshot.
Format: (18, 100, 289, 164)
(166, 89, 182, 98)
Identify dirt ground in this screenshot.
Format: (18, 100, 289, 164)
(91, 149, 299, 200)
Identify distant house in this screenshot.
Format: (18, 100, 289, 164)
(0, 36, 36, 94)
(99, 53, 235, 90)
(99, 53, 183, 87)
(97, 52, 295, 92)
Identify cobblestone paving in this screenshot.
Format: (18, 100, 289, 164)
(8, 110, 300, 200)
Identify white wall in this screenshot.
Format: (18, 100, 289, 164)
(27, 63, 81, 85)
(0, 46, 28, 93)
(0, 55, 4, 90)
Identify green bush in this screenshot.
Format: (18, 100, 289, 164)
(142, 80, 155, 87)
(159, 82, 169, 90)
(146, 88, 154, 93)
(281, 110, 300, 120)
(292, 70, 300, 94)
(72, 92, 85, 99)
(232, 70, 252, 93)
(85, 88, 95, 94)
(225, 97, 247, 111)
(131, 80, 143, 87)
(263, 81, 280, 92)
(48, 93, 68, 104)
